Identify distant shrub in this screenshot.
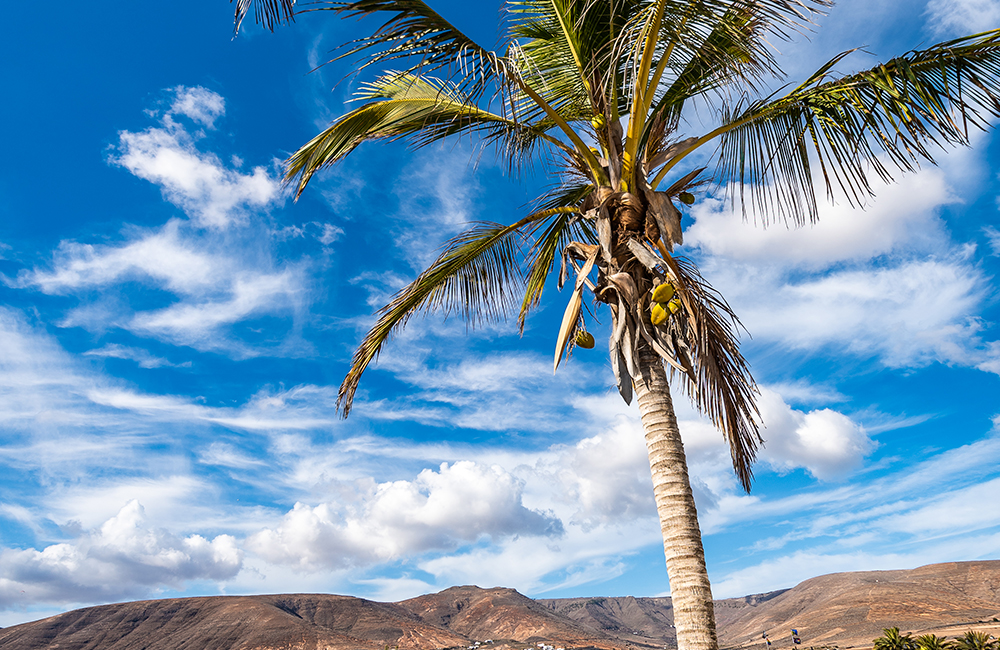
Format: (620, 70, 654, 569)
(915, 634, 952, 650)
(874, 628, 916, 650)
(953, 631, 996, 650)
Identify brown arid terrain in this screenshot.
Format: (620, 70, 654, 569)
(1, 560, 998, 650)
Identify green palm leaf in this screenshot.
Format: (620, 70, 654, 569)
(338, 208, 571, 415)
(310, 0, 506, 100)
(284, 72, 569, 197)
(707, 29, 1000, 225)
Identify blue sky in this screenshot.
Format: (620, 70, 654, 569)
(2, 0, 1000, 629)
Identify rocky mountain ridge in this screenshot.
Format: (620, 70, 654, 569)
(1, 560, 998, 650)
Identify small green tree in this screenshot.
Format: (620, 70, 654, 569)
(916, 634, 954, 650)
(954, 631, 997, 650)
(875, 628, 917, 650)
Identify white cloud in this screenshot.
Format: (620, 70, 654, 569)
(0, 501, 241, 607)
(686, 167, 954, 267)
(110, 87, 281, 229)
(129, 269, 304, 348)
(691, 246, 996, 376)
(755, 389, 874, 481)
(168, 86, 226, 128)
(17, 219, 309, 355)
(21, 221, 215, 295)
(986, 226, 1000, 255)
(83, 343, 189, 369)
(878, 476, 1000, 535)
(393, 154, 481, 269)
(926, 0, 1000, 35)
(248, 461, 562, 571)
(547, 422, 657, 529)
(86, 384, 338, 432)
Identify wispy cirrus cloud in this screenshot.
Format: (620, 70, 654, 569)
(925, 0, 1000, 35)
(83, 344, 191, 369)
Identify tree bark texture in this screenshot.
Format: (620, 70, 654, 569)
(634, 347, 718, 650)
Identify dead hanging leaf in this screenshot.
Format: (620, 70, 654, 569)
(643, 191, 683, 251)
(625, 239, 665, 275)
(664, 166, 707, 196)
(608, 307, 633, 405)
(605, 272, 638, 305)
(553, 286, 583, 373)
(575, 245, 600, 292)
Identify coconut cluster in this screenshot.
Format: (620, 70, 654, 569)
(649, 280, 681, 325)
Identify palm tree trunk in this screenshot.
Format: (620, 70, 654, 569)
(634, 346, 718, 650)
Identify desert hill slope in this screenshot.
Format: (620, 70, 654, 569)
(1, 560, 999, 650)
(539, 560, 1000, 648)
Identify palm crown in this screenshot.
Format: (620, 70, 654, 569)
(243, 0, 1000, 490)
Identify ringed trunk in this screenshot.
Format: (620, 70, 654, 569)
(634, 346, 718, 650)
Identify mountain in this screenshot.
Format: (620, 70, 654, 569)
(539, 560, 1000, 648)
(0, 594, 472, 650)
(1, 560, 999, 650)
(0, 589, 617, 650)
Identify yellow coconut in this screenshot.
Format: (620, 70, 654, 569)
(651, 282, 674, 303)
(650, 302, 668, 325)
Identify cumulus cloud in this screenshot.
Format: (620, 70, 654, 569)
(248, 461, 562, 571)
(686, 167, 954, 268)
(0, 501, 241, 607)
(168, 86, 226, 128)
(546, 422, 656, 529)
(755, 389, 874, 480)
(110, 87, 281, 229)
(926, 0, 1000, 35)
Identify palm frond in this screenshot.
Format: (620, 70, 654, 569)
(310, 0, 504, 99)
(284, 72, 567, 197)
(338, 210, 567, 415)
(644, 0, 783, 147)
(617, 0, 828, 187)
(508, 0, 621, 119)
(663, 254, 761, 491)
(712, 29, 1000, 225)
(515, 182, 597, 331)
(232, 0, 296, 34)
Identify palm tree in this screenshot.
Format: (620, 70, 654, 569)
(916, 634, 955, 650)
(954, 631, 998, 650)
(875, 628, 917, 650)
(232, 2, 1000, 649)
